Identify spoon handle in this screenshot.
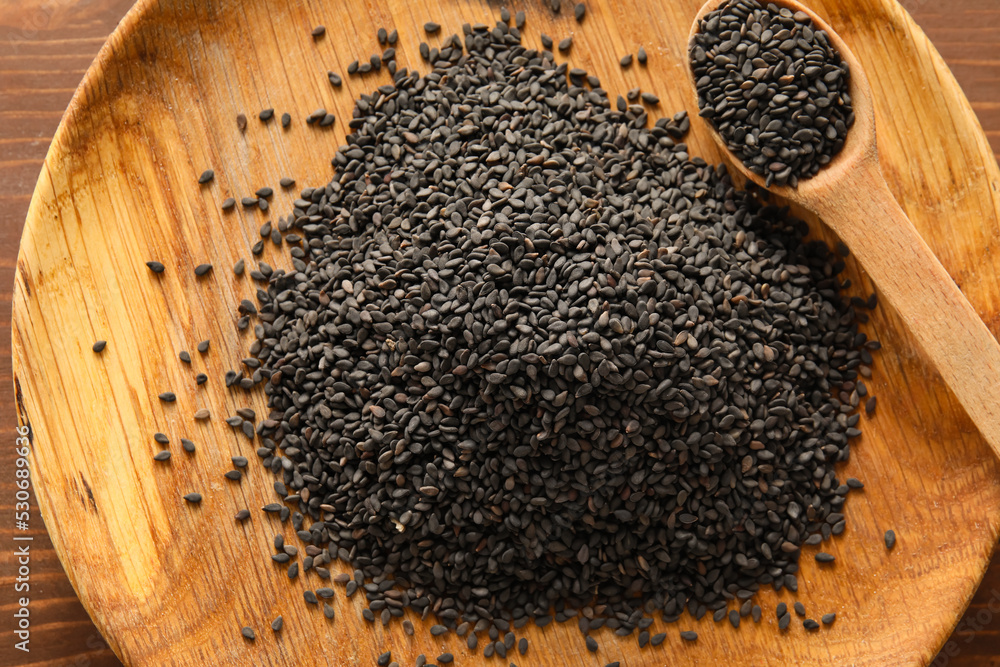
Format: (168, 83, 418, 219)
(815, 158, 1000, 457)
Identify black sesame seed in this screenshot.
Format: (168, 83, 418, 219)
(822, 613, 836, 625)
(585, 636, 598, 652)
(92, 340, 107, 353)
(637, 46, 647, 64)
(221, 197, 236, 211)
(281, 113, 291, 127)
(574, 3, 586, 21)
(145, 261, 165, 274)
(558, 36, 572, 52)
(680, 631, 698, 642)
(329, 72, 342, 87)
(241, 627, 255, 641)
(815, 552, 835, 563)
(885, 529, 896, 550)
(424, 22, 441, 34)
(153, 451, 171, 462)
(158, 392, 176, 402)
(183, 493, 201, 503)
(198, 169, 214, 184)
(181, 438, 195, 453)
(271, 616, 283, 632)
(194, 263, 213, 276)
(620, 54, 633, 67)
(312, 25, 326, 38)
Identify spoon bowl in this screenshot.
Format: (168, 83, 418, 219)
(688, 0, 877, 209)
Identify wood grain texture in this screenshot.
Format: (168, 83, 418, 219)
(4, 0, 1000, 665)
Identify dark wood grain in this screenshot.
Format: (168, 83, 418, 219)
(0, 1, 998, 665)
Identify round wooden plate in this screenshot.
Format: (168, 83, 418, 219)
(12, 0, 1000, 664)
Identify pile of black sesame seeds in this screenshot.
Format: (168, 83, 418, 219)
(690, 0, 855, 188)
(120, 3, 889, 663)
(246, 10, 877, 657)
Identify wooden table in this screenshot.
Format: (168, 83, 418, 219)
(1, 1, 999, 665)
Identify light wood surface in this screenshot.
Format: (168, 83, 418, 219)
(9, 0, 1000, 666)
(691, 0, 1000, 469)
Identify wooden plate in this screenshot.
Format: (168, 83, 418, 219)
(12, 0, 1000, 664)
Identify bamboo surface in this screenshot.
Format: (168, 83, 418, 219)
(8, 0, 1000, 665)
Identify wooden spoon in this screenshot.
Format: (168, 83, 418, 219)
(689, 0, 1000, 458)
